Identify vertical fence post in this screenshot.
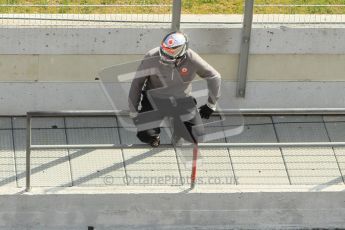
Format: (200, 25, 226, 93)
(171, 0, 182, 31)
(25, 115, 32, 192)
(236, 0, 254, 98)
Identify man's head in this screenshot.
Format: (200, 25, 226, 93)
(159, 31, 189, 65)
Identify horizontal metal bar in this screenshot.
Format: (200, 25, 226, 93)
(1, 18, 342, 26)
(1, 18, 343, 26)
(1, 4, 342, 8)
(0, 17, 171, 24)
(30, 144, 165, 149)
(253, 22, 345, 25)
(221, 108, 345, 115)
(27, 110, 123, 117)
(27, 108, 345, 118)
(198, 142, 345, 147)
(255, 4, 345, 7)
(0, 4, 171, 7)
(30, 142, 345, 150)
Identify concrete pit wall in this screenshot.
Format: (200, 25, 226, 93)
(2, 54, 345, 82)
(0, 26, 345, 114)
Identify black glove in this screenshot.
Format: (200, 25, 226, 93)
(199, 104, 214, 119)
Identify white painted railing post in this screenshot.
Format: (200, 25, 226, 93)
(236, 0, 254, 97)
(171, 0, 182, 31)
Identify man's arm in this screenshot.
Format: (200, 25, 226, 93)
(190, 50, 221, 109)
(128, 57, 151, 114)
(205, 74, 221, 109)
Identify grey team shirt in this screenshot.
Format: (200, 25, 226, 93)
(128, 47, 221, 113)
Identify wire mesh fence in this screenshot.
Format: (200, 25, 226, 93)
(253, 1, 345, 27)
(179, 1, 345, 26)
(1, 1, 345, 27)
(0, 0, 173, 27)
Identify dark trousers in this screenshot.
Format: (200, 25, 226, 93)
(136, 92, 204, 144)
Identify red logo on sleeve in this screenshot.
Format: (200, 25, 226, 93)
(180, 67, 188, 76)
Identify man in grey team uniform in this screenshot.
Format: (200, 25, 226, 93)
(128, 31, 221, 147)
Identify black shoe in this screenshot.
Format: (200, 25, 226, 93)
(150, 136, 160, 147)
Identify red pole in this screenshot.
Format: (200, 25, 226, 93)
(190, 143, 198, 189)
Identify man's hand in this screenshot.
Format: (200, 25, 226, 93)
(199, 104, 215, 119)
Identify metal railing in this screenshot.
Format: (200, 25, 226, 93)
(0, 1, 174, 27)
(25, 108, 345, 192)
(253, 3, 345, 25)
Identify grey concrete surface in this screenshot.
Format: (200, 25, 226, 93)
(1, 81, 345, 116)
(119, 127, 180, 186)
(0, 130, 16, 187)
(0, 192, 345, 229)
(226, 116, 277, 143)
(282, 147, 343, 185)
(324, 116, 345, 142)
(14, 129, 72, 187)
(273, 116, 330, 143)
(69, 148, 126, 187)
(271, 116, 344, 185)
(65, 118, 125, 186)
(229, 147, 290, 185)
(1, 24, 345, 54)
(0, 116, 344, 188)
(12, 117, 71, 187)
(333, 147, 345, 182)
(0, 118, 11, 129)
(0, 115, 344, 229)
(13, 117, 65, 129)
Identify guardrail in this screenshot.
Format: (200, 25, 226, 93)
(25, 108, 345, 192)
